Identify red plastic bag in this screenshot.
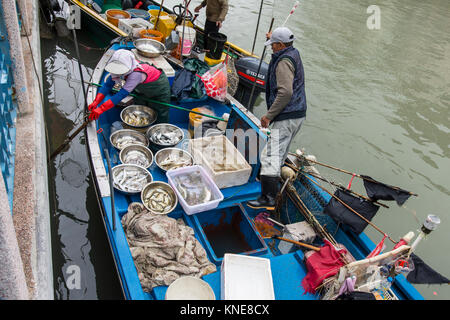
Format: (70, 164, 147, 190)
(200, 62, 228, 102)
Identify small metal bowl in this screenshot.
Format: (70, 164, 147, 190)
(110, 129, 149, 150)
(133, 38, 166, 58)
(141, 181, 178, 215)
(155, 147, 193, 172)
(120, 105, 157, 129)
(111, 164, 153, 194)
(146, 124, 184, 149)
(119, 144, 154, 169)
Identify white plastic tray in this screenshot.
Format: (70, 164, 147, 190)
(166, 165, 224, 215)
(221, 254, 275, 300)
(189, 135, 252, 189)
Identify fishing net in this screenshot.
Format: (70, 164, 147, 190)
(121, 203, 217, 291)
(226, 57, 239, 97)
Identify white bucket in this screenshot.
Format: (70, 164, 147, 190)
(165, 276, 216, 300)
(176, 26, 196, 56)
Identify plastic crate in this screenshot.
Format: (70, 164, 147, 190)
(118, 18, 154, 38)
(189, 135, 252, 189)
(166, 165, 223, 215)
(221, 254, 275, 300)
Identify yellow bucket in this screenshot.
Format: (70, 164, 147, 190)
(188, 108, 205, 138)
(148, 9, 169, 19)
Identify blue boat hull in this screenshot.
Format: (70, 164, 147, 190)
(85, 43, 423, 300)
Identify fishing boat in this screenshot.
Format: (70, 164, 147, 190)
(63, 0, 448, 302)
(67, 0, 255, 58)
(78, 31, 447, 300)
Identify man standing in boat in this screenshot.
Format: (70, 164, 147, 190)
(247, 27, 307, 211)
(88, 49, 171, 123)
(194, 0, 228, 50)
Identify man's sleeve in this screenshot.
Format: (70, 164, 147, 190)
(265, 58, 295, 121)
(217, 0, 229, 21)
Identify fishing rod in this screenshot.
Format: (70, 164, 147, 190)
(264, 235, 321, 252)
(289, 152, 418, 197)
(99, 129, 117, 231)
(247, 17, 274, 111)
(298, 168, 390, 209)
(296, 167, 397, 244)
(282, 1, 300, 27)
(58, 78, 227, 122)
(251, 0, 265, 55)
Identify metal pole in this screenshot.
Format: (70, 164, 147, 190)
(247, 17, 274, 111)
(251, 0, 264, 55)
(71, 28, 88, 110)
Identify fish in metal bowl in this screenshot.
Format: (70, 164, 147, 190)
(133, 38, 166, 58)
(147, 123, 184, 148)
(119, 144, 154, 168)
(111, 164, 153, 194)
(155, 148, 193, 171)
(141, 181, 178, 215)
(120, 105, 157, 129)
(110, 129, 149, 150)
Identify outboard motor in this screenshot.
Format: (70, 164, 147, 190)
(233, 57, 269, 111)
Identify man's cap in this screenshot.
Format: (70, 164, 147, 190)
(264, 27, 296, 46)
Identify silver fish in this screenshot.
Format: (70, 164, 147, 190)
(143, 187, 174, 213)
(113, 167, 149, 192)
(174, 170, 214, 206)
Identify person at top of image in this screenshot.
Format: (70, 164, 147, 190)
(247, 26, 308, 211)
(88, 49, 171, 123)
(194, 0, 229, 50)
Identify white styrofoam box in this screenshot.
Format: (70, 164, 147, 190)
(118, 18, 154, 38)
(189, 135, 252, 189)
(131, 49, 176, 78)
(166, 165, 224, 215)
(221, 254, 275, 300)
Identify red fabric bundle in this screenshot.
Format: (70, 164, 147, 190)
(302, 239, 347, 294)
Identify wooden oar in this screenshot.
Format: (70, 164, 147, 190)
(265, 235, 321, 251)
(288, 152, 418, 197)
(49, 117, 90, 160)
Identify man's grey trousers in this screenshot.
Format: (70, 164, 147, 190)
(260, 117, 305, 177)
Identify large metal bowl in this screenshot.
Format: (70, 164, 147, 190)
(110, 129, 149, 150)
(141, 181, 178, 215)
(119, 144, 154, 169)
(120, 105, 157, 129)
(111, 164, 153, 194)
(155, 147, 193, 172)
(133, 38, 166, 58)
(146, 124, 184, 149)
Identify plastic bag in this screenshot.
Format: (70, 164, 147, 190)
(200, 62, 228, 102)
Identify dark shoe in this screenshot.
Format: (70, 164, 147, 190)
(247, 176, 280, 210)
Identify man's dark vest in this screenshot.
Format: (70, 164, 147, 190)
(265, 46, 307, 122)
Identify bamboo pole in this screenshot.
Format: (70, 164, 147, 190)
(301, 170, 390, 209)
(289, 152, 418, 197)
(299, 171, 397, 244)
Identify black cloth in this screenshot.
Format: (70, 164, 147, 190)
(336, 291, 377, 300)
(361, 175, 411, 206)
(323, 188, 379, 234)
(203, 19, 220, 50)
(406, 253, 450, 285)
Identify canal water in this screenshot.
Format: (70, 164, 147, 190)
(42, 0, 449, 299)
